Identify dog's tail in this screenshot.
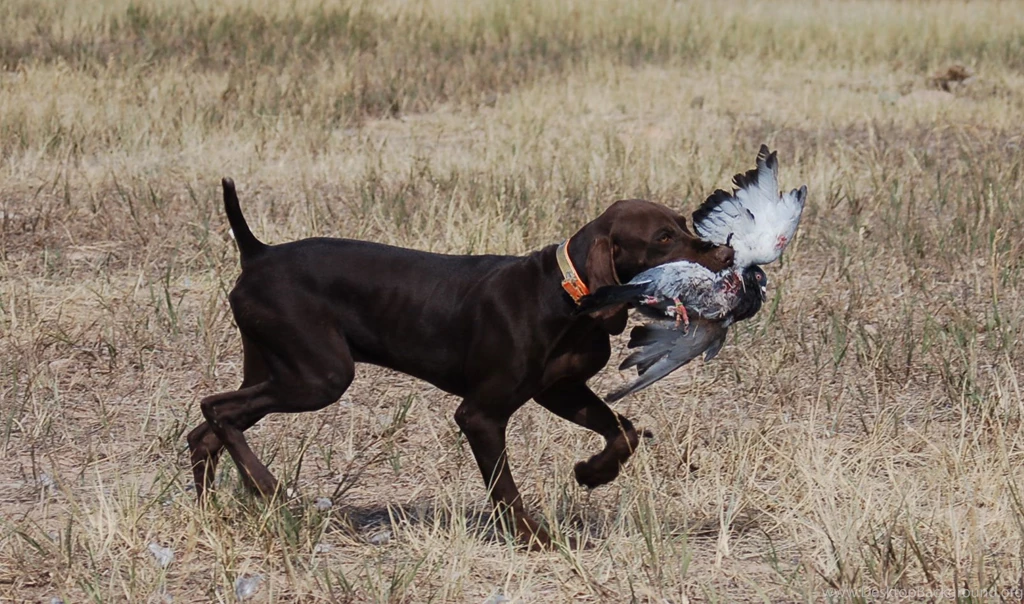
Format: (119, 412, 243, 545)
(222, 178, 267, 265)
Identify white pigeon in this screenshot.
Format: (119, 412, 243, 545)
(577, 144, 807, 402)
(692, 144, 807, 268)
(577, 144, 805, 327)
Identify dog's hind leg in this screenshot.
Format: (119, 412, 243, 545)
(197, 327, 354, 499)
(188, 334, 271, 499)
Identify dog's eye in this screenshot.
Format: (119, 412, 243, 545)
(656, 233, 672, 244)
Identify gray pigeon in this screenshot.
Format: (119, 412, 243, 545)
(577, 262, 766, 402)
(577, 144, 806, 402)
(575, 261, 767, 328)
(596, 266, 766, 402)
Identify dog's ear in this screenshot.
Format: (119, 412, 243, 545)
(585, 235, 620, 289)
(584, 236, 628, 334)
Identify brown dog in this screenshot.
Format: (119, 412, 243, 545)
(188, 178, 734, 548)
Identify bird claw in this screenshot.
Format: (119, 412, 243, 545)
(672, 300, 690, 332)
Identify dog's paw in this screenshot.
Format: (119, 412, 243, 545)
(573, 459, 620, 489)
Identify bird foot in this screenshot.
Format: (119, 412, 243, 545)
(672, 300, 690, 331)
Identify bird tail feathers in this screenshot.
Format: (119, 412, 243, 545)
(619, 322, 680, 374)
(732, 143, 778, 199)
(606, 321, 727, 403)
(785, 184, 808, 211)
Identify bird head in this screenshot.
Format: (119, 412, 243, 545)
(748, 265, 768, 301)
(732, 265, 767, 322)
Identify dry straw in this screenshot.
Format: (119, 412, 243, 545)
(2, 0, 1023, 601)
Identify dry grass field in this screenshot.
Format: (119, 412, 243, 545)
(3, 0, 1024, 601)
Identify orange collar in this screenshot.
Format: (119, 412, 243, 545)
(556, 237, 590, 304)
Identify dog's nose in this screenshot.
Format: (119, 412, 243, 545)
(713, 245, 735, 268)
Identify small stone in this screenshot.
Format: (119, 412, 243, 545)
(314, 497, 332, 511)
(368, 530, 392, 546)
(234, 574, 263, 601)
(313, 542, 333, 554)
(39, 473, 55, 490)
(148, 543, 174, 568)
(483, 594, 511, 604)
(49, 598, 64, 604)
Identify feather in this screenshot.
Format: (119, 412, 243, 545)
(606, 319, 728, 403)
(576, 260, 736, 322)
(619, 322, 681, 374)
(575, 282, 650, 315)
(692, 145, 807, 268)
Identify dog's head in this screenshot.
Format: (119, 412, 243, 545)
(568, 199, 735, 332)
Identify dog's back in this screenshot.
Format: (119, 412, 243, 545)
(230, 236, 523, 395)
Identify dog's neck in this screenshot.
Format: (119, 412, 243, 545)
(539, 243, 628, 335)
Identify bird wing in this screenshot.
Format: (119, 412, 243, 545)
(632, 260, 718, 309)
(607, 319, 728, 403)
(692, 144, 807, 267)
(648, 260, 718, 293)
(578, 261, 717, 319)
(574, 281, 651, 316)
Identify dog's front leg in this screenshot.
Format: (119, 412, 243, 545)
(453, 398, 551, 550)
(534, 382, 644, 489)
